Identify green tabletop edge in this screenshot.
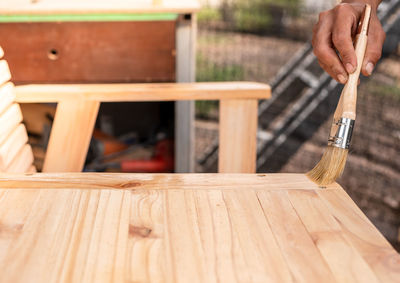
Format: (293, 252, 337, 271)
(0, 13, 178, 22)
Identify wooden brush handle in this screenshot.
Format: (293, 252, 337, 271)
(334, 4, 371, 120)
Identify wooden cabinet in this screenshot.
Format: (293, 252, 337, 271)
(0, 20, 176, 84)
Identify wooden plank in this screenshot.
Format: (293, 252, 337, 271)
(0, 21, 176, 84)
(127, 190, 164, 283)
(5, 144, 34, 173)
(318, 188, 400, 282)
(0, 0, 200, 15)
(80, 190, 128, 283)
(0, 173, 324, 190)
(55, 190, 103, 283)
(0, 189, 81, 282)
(222, 190, 293, 282)
(15, 82, 271, 103)
(0, 103, 23, 146)
(219, 99, 258, 173)
(0, 189, 131, 283)
(0, 124, 29, 170)
(165, 190, 206, 283)
(204, 190, 251, 282)
(288, 189, 381, 283)
(257, 190, 337, 283)
(0, 60, 11, 86)
(0, 82, 16, 115)
(0, 188, 41, 265)
(43, 99, 100, 172)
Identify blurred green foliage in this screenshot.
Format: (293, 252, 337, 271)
(196, 54, 244, 82)
(198, 7, 222, 22)
(196, 100, 219, 120)
(199, 0, 300, 33)
(232, 0, 300, 33)
(196, 54, 245, 119)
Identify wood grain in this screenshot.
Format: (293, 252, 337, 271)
(0, 82, 15, 115)
(0, 0, 200, 15)
(288, 189, 381, 283)
(318, 189, 400, 282)
(0, 53, 35, 173)
(0, 101, 35, 173)
(0, 173, 398, 283)
(0, 104, 23, 148)
(43, 99, 100, 172)
(257, 190, 337, 283)
(0, 60, 11, 86)
(5, 144, 34, 173)
(0, 124, 29, 170)
(219, 99, 258, 173)
(222, 190, 293, 282)
(0, 173, 324, 190)
(15, 82, 271, 102)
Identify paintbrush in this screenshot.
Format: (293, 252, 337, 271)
(307, 4, 371, 186)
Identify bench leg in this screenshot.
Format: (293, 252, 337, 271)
(218, 99, 258, 173)
(43, 100, 100, 172)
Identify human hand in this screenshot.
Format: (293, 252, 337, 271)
(312, 0, 385, 84)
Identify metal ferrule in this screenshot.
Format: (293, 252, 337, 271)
(328, 117, 355, 149)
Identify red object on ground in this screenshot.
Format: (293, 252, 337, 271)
(121, 139, 174, 173)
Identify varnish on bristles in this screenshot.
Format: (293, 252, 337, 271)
(306, 146, 348, 186)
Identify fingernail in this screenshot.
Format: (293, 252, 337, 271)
(366, 62, 374, 75)
(345, 63, 355, 73)
(337, 74, 347, 84)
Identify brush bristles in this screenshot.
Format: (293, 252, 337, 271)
(306, 146, 349, 186)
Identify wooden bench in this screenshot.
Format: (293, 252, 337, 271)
(0, 46, 270, 173)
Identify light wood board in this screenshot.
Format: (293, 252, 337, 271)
(15, 82, 271, 103)
(0, 0, 200, 15)
(43, 100, 100, 172)
(219, 99, 258, 173)
(0, 173, 398, 283)
(0, 50, 35, 173)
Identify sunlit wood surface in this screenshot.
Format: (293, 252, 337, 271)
(0, 173, 399, 283)
(0, 0, 200, 15)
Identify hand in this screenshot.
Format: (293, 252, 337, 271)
(312, 0, 385, 84)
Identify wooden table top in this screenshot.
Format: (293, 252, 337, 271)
(0, 0, 200, 15)
(0, 173, 399, 283)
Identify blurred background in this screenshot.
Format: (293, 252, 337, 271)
(194, 0, 400, 250)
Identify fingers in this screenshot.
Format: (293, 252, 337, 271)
(312, 2, 385, 83)
(312, 11, 348, 84)
(362, 14, 386, 76)
(331, 4, 359, 74)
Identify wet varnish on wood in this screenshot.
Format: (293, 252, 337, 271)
(0, 173, 399, 283)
